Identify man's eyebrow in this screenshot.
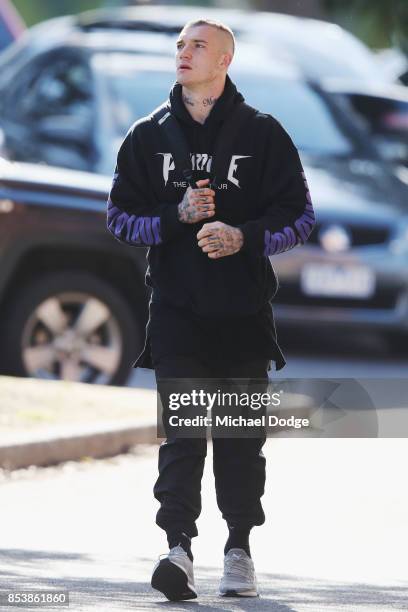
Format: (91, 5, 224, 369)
(176, 38, 208, 44)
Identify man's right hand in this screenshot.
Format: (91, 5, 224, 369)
(178, 178, 216, 224)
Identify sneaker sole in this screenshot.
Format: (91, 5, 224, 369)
(219, 589, 259, 597)
(151, 559, 197, 601)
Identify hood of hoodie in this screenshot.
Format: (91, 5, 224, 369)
(168, 75, 245, 159)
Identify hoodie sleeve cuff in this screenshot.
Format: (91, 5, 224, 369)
(160, 203, 185, 242)
(237, 222, 262, 255)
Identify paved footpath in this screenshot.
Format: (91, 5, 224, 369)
(1, 439, 407, 611)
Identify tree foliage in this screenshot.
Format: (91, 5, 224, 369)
(13, 0, 106, 27)
(322, 0, 408, 50)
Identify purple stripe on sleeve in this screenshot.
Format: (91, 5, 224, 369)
(263, 171, 316, 256)
(131, 217, 143, 244)
(107, 197, 162, 246)
(264, 226, 298, 256)
(295, 201, 315, 243)
(140, 217, 153, 245)
(107, 198, 120, 223)
(125, 214, 136, 241)
(114, 212, 128, 235)
(152, 217, 162, 245)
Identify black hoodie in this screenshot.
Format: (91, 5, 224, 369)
(107, 75, 316, 369)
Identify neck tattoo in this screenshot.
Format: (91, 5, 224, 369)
(182, 95, 194, 107)
(203, 97, 217, 107)
(182, 95, 219, 108)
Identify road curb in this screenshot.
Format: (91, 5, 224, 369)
(0, 421, 160, 470)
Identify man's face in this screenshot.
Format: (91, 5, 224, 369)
(176, 24, 230, 87)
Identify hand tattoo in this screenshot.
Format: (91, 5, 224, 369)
(178, 186, 216, 224)
(196, 222, 244, 258)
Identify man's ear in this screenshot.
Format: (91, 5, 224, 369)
(219, 52, 232, 69)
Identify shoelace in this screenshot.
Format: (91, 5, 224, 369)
(224, 554, 255, 580)
(157, 545, 188, 562)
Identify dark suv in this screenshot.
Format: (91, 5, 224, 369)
(0, 159, 148, 385)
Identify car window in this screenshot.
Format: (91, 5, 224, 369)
(330, 92, 408, 164)
(1, 50, 97, 171)
(96, 60, 174, 136)
(107, 68, 174, 134)
(233, 73, 353, 156)
(344, 94, 408, 135)
(6, 52, 94, 124)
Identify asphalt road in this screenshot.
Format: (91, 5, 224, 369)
(1, 439, 407, 611)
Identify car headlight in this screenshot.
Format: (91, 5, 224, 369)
(390, 221, 408, 255)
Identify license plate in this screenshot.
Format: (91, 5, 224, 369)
(300, 263, 375, 298)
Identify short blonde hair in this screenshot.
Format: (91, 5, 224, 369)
(181, 18, 235, 55)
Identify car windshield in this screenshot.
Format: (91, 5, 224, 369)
(95, 53, 354, 168)
(232, 72, 353, 156)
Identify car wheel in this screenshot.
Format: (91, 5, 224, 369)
(1, 271, 141, 385)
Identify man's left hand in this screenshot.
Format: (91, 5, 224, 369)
(197, 221, 244, 259)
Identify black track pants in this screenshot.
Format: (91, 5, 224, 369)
(153, 355, 269, 539)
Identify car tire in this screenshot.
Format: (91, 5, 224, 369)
(1, 270, 141, 385)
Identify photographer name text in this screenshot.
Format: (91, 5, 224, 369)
(168, 415, 310, 429)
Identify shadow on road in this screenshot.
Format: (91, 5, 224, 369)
(1, 549, 407, 611)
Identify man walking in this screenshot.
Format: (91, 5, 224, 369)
(107, 18, 315, 601)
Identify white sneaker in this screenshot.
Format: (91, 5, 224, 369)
(151, 544, 197, 601)
(219, 548, 259, 597)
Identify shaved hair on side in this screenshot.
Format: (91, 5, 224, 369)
(181, 18, 236, 56)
